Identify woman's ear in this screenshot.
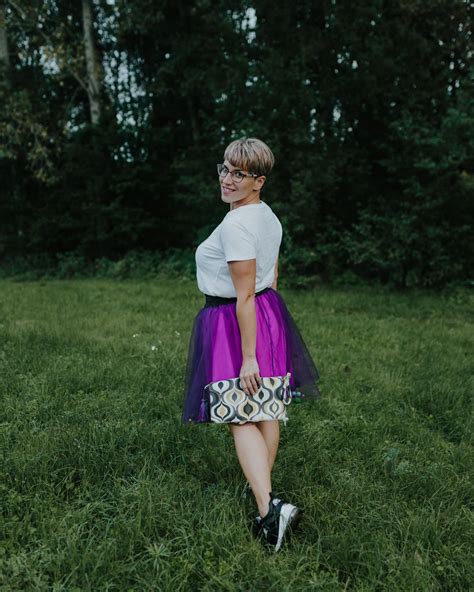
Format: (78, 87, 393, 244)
(255, 176, 266, 190)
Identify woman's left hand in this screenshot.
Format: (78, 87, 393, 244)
(239, 356, 261, 396)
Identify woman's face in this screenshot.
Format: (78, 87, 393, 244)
(219, 160, 264, 205)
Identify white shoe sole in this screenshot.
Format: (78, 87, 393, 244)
(274, 504, 300, 552)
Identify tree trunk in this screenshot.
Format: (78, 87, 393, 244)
(82, 0, 101, 125)
(177, 0, 200, 144)
(0, 0, 10, 89)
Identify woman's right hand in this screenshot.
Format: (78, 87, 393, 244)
(239, 356, 261, 396)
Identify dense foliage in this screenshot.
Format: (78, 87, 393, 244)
(0, 0, 472, 287)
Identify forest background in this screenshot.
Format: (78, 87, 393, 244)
(0, 0, 473, 289)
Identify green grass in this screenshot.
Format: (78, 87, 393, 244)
(0, 278, 472, 591)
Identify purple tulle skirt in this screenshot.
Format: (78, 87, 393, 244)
(182, 287, 320, 424)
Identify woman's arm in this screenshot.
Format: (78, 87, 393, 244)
(228, 258, 261, 396)
(271, 256, 278, 290)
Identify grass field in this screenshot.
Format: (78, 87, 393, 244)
(0, 278, 472, 591)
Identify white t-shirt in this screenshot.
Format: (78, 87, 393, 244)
(195, 200, 282, 297)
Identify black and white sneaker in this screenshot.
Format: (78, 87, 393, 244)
(253, 492, 302, 552)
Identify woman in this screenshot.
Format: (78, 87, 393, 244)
(182, 137, 320, 552)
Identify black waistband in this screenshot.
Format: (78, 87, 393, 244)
(204, 286, 271, 308)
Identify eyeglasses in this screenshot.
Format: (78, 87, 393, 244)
(217, 163, 259, 183)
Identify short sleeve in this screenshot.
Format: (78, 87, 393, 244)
(220, 219, 257, 262)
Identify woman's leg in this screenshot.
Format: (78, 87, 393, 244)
(228, 423, 273, 518)
(256, 420, 280, 472)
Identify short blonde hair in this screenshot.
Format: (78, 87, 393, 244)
(224, 137, 275, 177)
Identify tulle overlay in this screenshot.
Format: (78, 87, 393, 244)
(182, 287, 320, 424)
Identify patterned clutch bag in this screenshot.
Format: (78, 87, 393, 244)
(204, 372, 292, 425)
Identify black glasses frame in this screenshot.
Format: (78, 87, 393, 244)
(217, 163, 259, 183)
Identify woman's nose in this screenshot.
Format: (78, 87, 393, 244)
(222, 172, 234, 183)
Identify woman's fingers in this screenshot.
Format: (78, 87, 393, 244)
(239, 358, 261, 395)
(241, 374, 261, 396)
(251, 375, 262, 395)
